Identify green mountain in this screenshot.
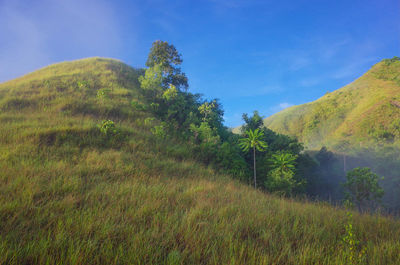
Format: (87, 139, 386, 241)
(264, 57, 400, 152)
(1, 58, 400, 264)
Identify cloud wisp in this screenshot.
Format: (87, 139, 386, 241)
(270, 102, 294, 113)
(0, 0, 122, 82)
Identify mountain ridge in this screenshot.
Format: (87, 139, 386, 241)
(263, 57, 400, 152)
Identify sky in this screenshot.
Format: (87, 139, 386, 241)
(1, 0, 399, 127)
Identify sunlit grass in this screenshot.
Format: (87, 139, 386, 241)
(0, 58, 399, 264)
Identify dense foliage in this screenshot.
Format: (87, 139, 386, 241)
(136, 41, 328, 197)
(136, 41, 393, 205)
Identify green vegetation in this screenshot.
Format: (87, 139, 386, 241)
(236, 111, 311, 196)
(0, 44, 400, 264)
(261, 57, 400, 211)
(145, 40, 188, 91)
(239, 129, 268, 188)
(342, 168, 384, 212)
(340, 202, 367, 265)
(263, 57, 400, 151)
(98, 119, 118, 136)
(266, 153, 301, 196)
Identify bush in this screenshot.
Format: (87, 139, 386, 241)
(265, 168, 297, 196)
(98, 120, 118, 137)
(131, 100, 146, 111)
(151, 124, 166, 139)
(96, 88, 111, 99)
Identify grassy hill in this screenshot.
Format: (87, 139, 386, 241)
(1, 58, 400, 264)
(263, 57, 400, 152)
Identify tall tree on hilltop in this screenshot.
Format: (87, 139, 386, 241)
(139, 40, 196, 129)
(239, 129, 268, 188)
(146, 40, 188, 91)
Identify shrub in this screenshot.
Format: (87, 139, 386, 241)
(98, 120, 118, 137)
(340, 201, 366, 264)
(151, 124, 166, 139)
(265, 168, 297, 196)
(131, 100, 147, 111)
(96, 88, 111, 99)
(144, 117, 155, 126)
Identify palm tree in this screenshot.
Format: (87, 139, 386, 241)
(266, 152, 300, 196)
(239, 129, 268, 188)
(269, 152, 297, 174)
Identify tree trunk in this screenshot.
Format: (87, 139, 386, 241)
(253, 146, 257, 189)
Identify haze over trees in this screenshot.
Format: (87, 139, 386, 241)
(342, 167, 385, 211)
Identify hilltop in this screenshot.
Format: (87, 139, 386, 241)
(1, 57, 400, 264)
(263, 57, 400, 152)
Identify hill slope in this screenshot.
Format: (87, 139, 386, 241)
(264, 57, 400, 151)
(1, 58, 400, 264)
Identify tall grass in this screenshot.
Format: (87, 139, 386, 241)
(0, 58, 400, 264)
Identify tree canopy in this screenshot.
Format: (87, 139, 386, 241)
(145, 40, 188, 91)
(342, 167, 384, 211)
(136, 40, 339, 202)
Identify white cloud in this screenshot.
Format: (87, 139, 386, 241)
(270, 102, 294, 113)
(0, 0, 122, 82)
(278, 102, 293, 109)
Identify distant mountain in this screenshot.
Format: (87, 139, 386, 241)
(264, 57, 400, 152)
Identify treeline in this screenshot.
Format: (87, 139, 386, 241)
(132, 40, 386, 210)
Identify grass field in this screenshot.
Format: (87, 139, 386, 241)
(1, 58, 400, 264)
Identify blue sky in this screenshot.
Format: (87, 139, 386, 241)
(1, 0, 399, 127)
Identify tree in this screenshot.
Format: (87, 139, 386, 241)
(265, 152, 299, 196)
(269, 152, 297, 174)
(265, 168, 297, 196)
(146, 40, 188, 91)
(241, 111, 264, 133)
(139, 63, 164, 101)
(139, 41, 196, 130)
(342, 167, 384, 211)
(239, 129, 268, 188)
(198, 99, 224, 133)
